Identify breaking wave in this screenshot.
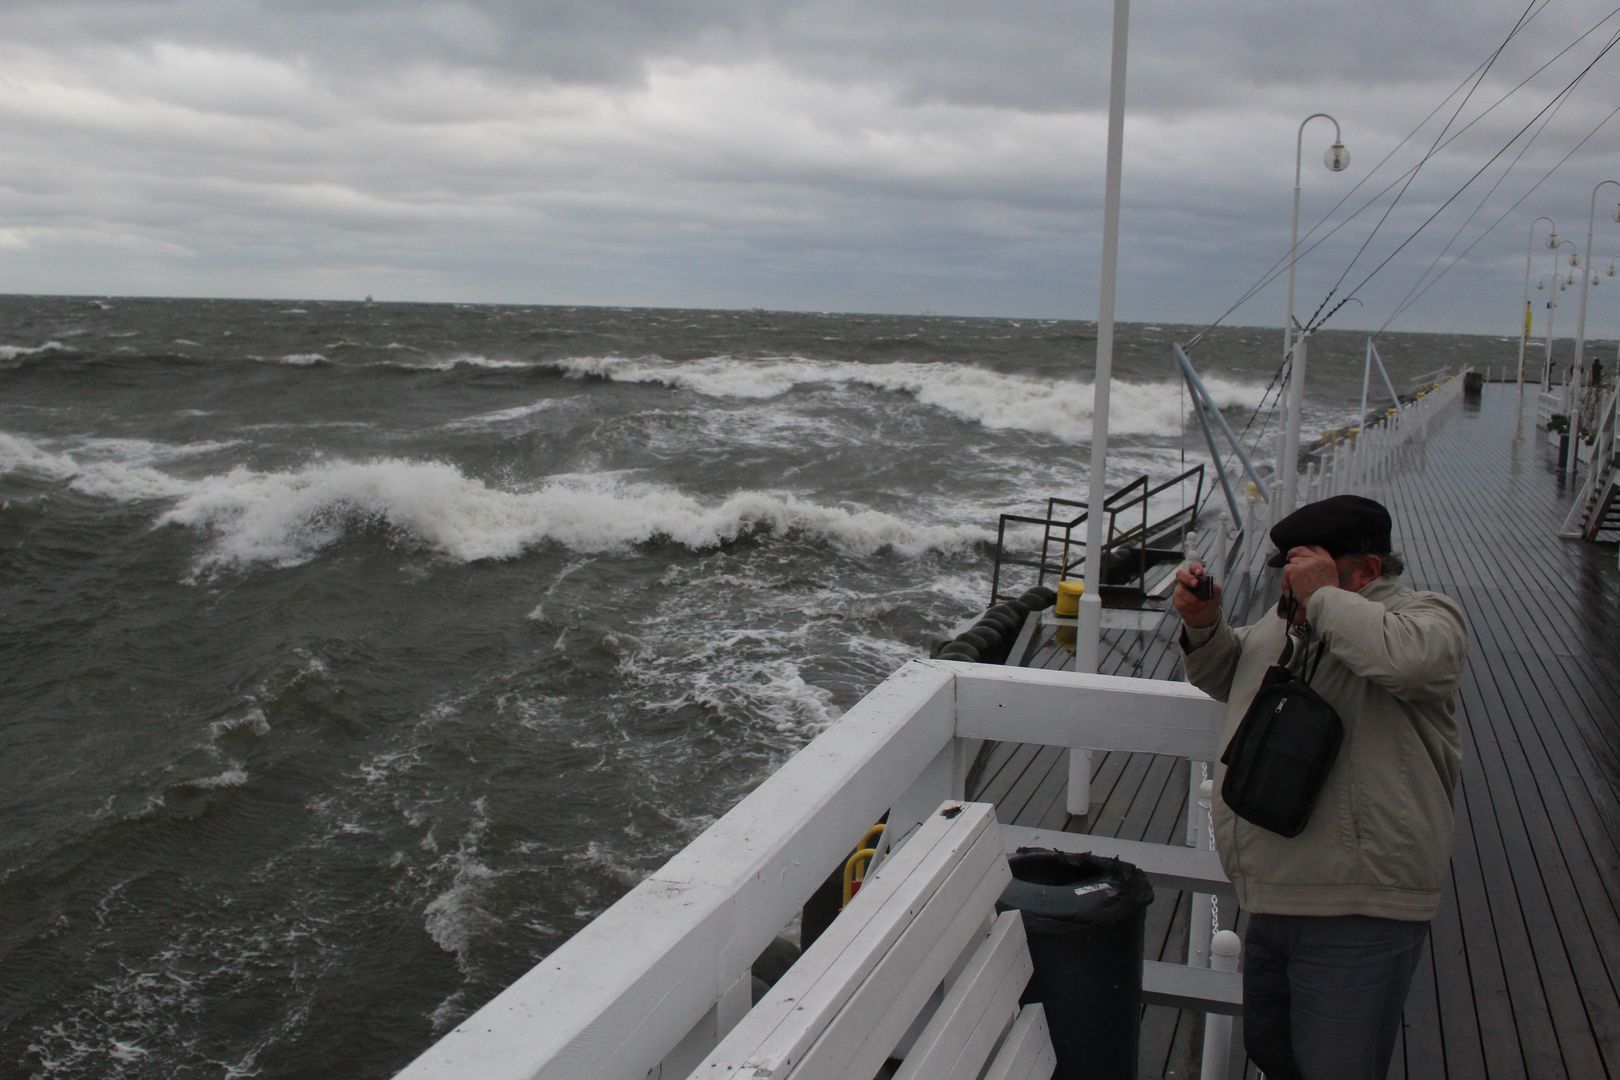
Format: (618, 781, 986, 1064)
(150, 457, 991, 571)
(0, 340, 73, 363)
(542, 355, 1268, 439)
(0, 432, 228, 501)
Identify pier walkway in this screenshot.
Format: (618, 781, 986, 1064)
(971, 384, 1620, 1078)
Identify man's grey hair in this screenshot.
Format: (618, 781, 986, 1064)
(1380, 550, 1406, 577)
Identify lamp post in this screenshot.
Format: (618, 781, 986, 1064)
(1518, 217, 1558, 397)
(1536, 273, 1561, 387)
(1548, 240, 1579, 396)
(1278, 114, 1350, 520)
(1567, 179, 1620, 484)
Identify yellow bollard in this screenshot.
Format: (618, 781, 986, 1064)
(1054, 579, 1084, 651)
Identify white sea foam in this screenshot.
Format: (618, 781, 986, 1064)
(422, 797, 498, 972)
(403, 354, 534, 372)
(179, 766, 249, 790)
(423, 860, 495, 969)
(0, 340, 69, 361)
(209, 707, 272, 740)
(279, 353, 328, 366)
(445, 399, 563, 428)
(543, 355, 1271, 439)
(0, 431, 79, 481)
(0, 432, 233, 501)
(155, 457, 990, 571)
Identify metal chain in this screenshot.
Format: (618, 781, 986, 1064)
(1200, 760, 1220, 931)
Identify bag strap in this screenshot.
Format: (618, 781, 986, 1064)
(1276, 597, 1301, 666)
(1304, 635, 1329, 684)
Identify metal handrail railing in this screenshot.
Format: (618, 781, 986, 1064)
(989, 465, 1205, 604)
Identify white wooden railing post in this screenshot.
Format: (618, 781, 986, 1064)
(655, 970, 752, 1077)
(891, 737, 972, 848)
(1199, 930, 1242, 1080)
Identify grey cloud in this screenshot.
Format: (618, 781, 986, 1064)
(1, 0, 1618, 334)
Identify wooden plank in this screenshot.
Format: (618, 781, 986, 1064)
(1000, 826, 1234, 898)
(1023, 747, 1078, 831)
(980, 1005, 1057, 1080)
(965, 748, 1043, 816)
(986, 388, 1620, 1079)
(942, 663, 1226, 759)
(1141, 960, 1243, 1015)
(891, 912, 1031, 1080)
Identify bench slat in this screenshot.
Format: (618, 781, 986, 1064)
(696, 803, 998, 1077)
(791, 838, 1010, 1079)
(981, 1005, 1056, 1080)
(891, 911, 1031, 1080)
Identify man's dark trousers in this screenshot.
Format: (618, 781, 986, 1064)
(1242, 913, 1429, 1080)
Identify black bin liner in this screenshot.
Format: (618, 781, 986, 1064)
(997, 848, 1154, 1080)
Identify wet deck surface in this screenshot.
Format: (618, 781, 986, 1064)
(971, 384, 1620, 1078)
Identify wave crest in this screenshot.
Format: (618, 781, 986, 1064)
(543, 355, 1271, 438)
(154, 457, 990, 571)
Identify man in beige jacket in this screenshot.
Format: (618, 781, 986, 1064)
(1173, 494, 1467, 1080)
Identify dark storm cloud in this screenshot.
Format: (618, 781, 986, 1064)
(0, 0, 1617, 334)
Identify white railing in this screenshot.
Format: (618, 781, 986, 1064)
(1201, 369, 1466, 613)
(395, 661, 1226, 1080)
(1558, 387, 1619, 539)
(1537, 389, 1562, 429)
(1317, 370, 1465, 499)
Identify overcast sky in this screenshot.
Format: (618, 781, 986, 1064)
(3, 1, 1619, 337)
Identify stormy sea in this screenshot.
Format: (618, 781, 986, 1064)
(0, 295, 1518, 1078)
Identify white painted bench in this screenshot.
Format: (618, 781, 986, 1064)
(691, 801, 1055, 1080)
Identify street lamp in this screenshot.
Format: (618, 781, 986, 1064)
(1518, 216, 1558, 395)
(1566, 179, 1620, 483)
(1547, 239, 1579, 391)
(1278, 113, 1349, 520)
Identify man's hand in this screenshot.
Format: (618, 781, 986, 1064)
(1281, 545, 1339, 611)
(1173, 561, 1222, 629)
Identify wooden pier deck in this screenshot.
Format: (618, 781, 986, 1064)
(970, 384, 1620, 1078)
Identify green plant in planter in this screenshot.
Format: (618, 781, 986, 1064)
(1549, 414, 1570, 434)
(1579, 427, 1597, 446)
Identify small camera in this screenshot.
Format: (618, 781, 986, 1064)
(1192, 572, 1215, 600)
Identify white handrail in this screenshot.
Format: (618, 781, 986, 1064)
(1559, 387, 1618, 538)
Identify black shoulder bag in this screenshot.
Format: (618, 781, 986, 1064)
(1219, 617, 1344, 838)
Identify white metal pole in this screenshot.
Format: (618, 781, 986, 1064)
(1277, 114, 1342, 487)
(1567, 181, 1620, 485)
(1545, 285, 1557, 391)
(1519, 217, 1556, 395)
(1070, 0, 1130, 817)
(1280, 334, 1309, 517)
(1359, 336, 1373, 430)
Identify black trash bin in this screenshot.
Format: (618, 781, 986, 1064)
(998, 848, 1154, 1080)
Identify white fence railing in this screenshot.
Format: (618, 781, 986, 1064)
(395, 661, 1226, 1080)
(1317, 370, 1465, 499)
(1208, 369, 1466, 607)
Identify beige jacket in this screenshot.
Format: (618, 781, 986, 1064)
(1181, 575, 1468, 921)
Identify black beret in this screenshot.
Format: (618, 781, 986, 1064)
(1266, 494, 1392, 568)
